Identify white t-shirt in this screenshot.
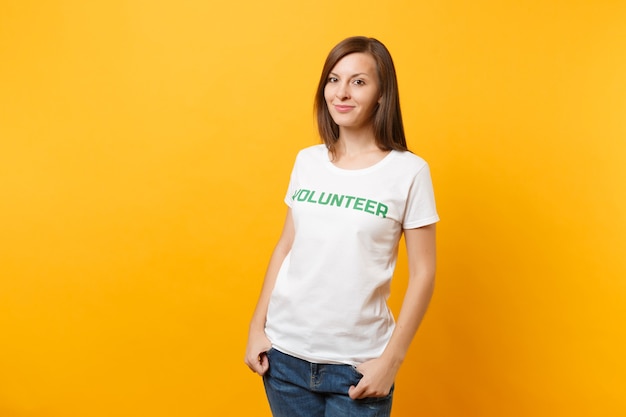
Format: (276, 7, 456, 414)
(265, 144, 439, 365)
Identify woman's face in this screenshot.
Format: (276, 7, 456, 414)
(324, 52, 381, 131)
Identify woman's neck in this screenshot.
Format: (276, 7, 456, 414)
(335, 126, 378, 157)
(330, 127, 389, 169)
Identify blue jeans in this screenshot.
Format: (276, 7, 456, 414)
(263, 348, 394, 417)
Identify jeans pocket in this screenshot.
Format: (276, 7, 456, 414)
(350, 364, 363, 376)
(349, 364, 364, 386)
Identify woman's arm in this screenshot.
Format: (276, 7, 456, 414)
(349, 223, 437, 399)
(244, 208, 295, 375)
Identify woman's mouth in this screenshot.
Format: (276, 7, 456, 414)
(334, 105, 354, 112)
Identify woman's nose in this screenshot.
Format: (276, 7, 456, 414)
(336, 82, 350, 99)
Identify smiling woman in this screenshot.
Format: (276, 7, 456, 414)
(314, 37, 409, 163)
(244, 36, 439, 417)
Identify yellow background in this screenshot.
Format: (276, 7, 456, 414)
(1, 1, 625, 416)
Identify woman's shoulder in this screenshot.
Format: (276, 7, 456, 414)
(391, 149, 430, 171)
(294, 144, 327, 162)
(297, 144, 327, 156)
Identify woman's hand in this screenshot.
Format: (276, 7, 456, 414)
(348, 356, 400, 399)
(244, 329, 272, 375)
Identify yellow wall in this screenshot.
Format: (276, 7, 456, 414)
(1, 1, 624, 416)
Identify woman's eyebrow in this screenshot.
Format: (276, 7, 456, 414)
(329, 71, 371, 78)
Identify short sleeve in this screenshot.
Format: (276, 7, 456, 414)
(402, 163, 440, 229)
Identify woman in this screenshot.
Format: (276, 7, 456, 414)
(245, 36, 439, 417)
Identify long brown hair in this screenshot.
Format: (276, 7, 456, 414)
(314, 36, 408, 157)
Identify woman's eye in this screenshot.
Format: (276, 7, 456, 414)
(353, 79, 365, 86)
(328, 77, 338, 83)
